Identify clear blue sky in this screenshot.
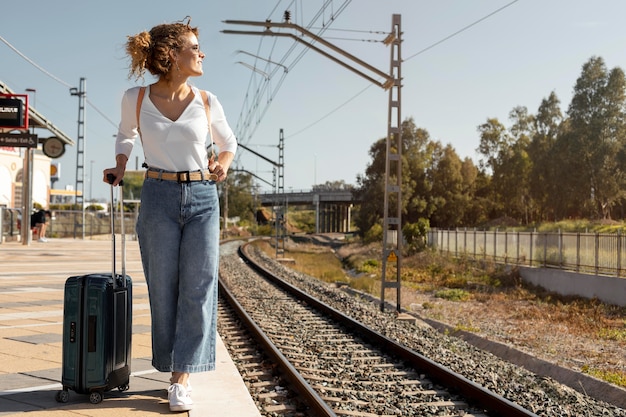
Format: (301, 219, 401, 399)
(2, 0, 626, 201)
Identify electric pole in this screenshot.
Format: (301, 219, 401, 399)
(70, 78, 86, 239)
(223, 13, 403, 311)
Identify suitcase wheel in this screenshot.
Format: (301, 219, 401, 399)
(118, 384, 129, 392)
(89, 391, 103, 404)
(55, 390, 69, 403)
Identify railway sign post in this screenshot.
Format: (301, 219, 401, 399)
(0, 93, 34, 246)
(0, 132, 38, 148)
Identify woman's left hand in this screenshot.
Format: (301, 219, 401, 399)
(208, 155, 227, 182)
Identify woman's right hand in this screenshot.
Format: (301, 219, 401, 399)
(103, 154, 128, 186)
(103, 166, 125, 186)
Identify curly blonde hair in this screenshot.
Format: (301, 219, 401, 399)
(125, 17, 199, 80)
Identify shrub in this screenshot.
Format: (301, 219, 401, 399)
(434, 288, 471, 301)
(403, 218, 430, 254)
(364, 223, 383, 244)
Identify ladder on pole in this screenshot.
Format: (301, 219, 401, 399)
(380, 14, 403, 312)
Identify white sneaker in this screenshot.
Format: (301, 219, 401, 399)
(38, 238, 48, 243)
(168, 383, 193, 412)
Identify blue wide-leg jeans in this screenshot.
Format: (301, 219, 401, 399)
(136, 177, 219, 373)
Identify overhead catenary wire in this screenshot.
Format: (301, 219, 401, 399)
(288, 84, 373, 139)
(0, 35, 72, 89)
(285, 0, 521, 139)
(404, 0, 520, 62)
(232, 0, 352, 152)
(0, 35, 118, 130)
(309, 26, 389, 43)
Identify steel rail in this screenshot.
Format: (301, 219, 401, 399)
(238, 242, 539, 417)
(218, 274, 337, 417)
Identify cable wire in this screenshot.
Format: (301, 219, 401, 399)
(287, 83, 373, 139)
(404, 0, 520, 62)
(233, 0, 352, 151)
(0, 35, 72, 88)
(0, 35, 118, 129)
(283, 0, 522, 139)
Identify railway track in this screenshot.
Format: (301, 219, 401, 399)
(218, 240, 539, 417)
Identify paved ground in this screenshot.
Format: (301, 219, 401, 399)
(0, 237, 260, 416)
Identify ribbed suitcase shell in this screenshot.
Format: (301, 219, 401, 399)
(58, 273, 132, 402)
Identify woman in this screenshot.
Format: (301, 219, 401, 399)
(103, 17, 237, 412)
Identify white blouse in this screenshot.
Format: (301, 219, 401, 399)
(115, 85, 237, 172)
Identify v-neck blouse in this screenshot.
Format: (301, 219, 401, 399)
(115, 85, 237, 172)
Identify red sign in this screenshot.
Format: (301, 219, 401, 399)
(0, 94, 29, 130)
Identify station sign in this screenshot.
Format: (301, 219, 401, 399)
(0, 133, 38, 148)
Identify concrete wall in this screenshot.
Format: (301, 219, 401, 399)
(519, 266, 626, 307)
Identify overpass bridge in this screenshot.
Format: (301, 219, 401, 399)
(258, 190, 358, 234)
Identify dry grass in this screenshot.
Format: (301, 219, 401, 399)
(253, 238, 626, 388)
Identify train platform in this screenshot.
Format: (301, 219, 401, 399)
(0, 237, 261, 417)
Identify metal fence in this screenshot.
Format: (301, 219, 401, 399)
(428, 228, 626, 278)
(1, 208, 137, 242)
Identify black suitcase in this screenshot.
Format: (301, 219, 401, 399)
(56, 177, 132, 404)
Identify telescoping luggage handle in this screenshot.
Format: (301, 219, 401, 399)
(106, 174, 126, 288)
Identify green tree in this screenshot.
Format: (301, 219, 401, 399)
(402, 218, 430, 254)
(476, 117, 510, 174)
(476, 109, 534, 224)
(402, 121, 436, 223)
(222, 171, 257, 223)
(312, 180, 354, 191)
(552, 120, 588, 218)
(529, 91, 563, 221)
(354, 137, 386, 237)
(459, 157, 486, 225)
(427, 143, 467, 227)
(566, 56, 626, 219)
(505, 106, 534, 224)
(476, 118, 510, 217)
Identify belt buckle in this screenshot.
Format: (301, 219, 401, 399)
(177, 171, 191, 183)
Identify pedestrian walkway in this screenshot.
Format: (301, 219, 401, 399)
(0, 238, 261, 417)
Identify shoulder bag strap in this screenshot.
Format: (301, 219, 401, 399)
(136, 86, 148, 168)
(199, 90, 215, 160)
(136, 86, 146, 142)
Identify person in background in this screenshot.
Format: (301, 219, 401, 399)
(102, 17, 237, 412)
(31, 209, 51, 242)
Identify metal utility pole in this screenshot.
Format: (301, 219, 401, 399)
(275, 129, 285, 258)
(223, 13, 403, 312)
(380, 15, 403, 312)
(70, 78, 86, 239)
(235, 138, 285, 258)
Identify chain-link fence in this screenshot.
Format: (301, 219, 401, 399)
(428, 228, 626, 278)
(1, 208, 137, 242)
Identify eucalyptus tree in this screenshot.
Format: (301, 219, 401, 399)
(565, 56, 626, 219)
(528, 91, 563, 220)
(427, 143, 468, 227)
(506, 106, 534, 223)
(354, 136, 387, 236)
(476, 117, 511, 219)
